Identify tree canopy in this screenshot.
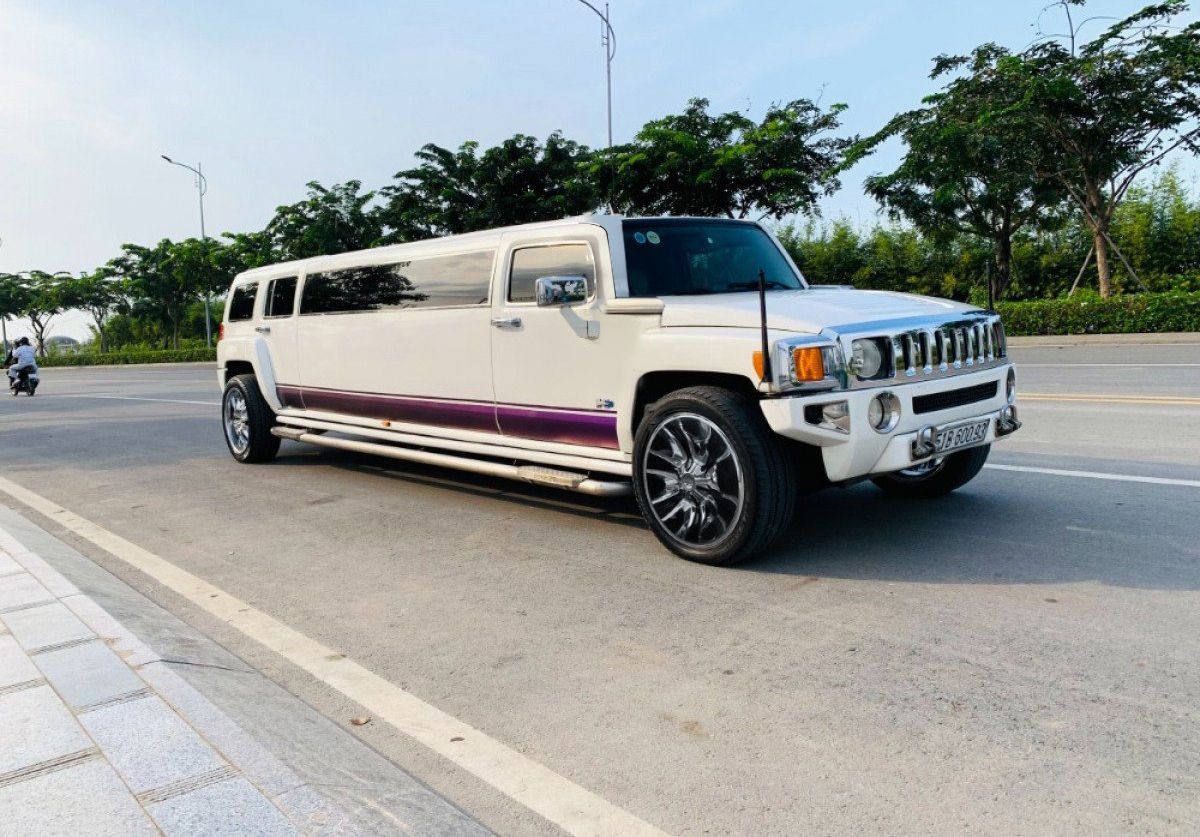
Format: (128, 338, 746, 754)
(602, 97, 853, 220)
(852, 44, 1066, 298)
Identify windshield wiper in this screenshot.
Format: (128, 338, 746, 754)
(727, 280, 791, 291)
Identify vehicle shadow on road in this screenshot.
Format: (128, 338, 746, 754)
(752, 480, 1200, 591)
(278, 446, 1200, 591)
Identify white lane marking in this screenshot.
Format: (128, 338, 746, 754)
(67, 395, 219, 407)
(1019, 393, 1200, 406)
(1016, 363, 1200, 367)
(0, 475, 667, 837)
(985, 463, 1200, 488)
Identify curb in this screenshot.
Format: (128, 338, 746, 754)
(1007, 332, 1199, 347)
(0, 526, 352, 835)
(40, 362, 216, 371)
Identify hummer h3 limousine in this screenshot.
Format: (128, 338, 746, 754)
(218, 215, 1020, 565)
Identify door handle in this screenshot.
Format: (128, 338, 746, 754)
(254, 326, 271, 334)
(490, 317, 522, 329)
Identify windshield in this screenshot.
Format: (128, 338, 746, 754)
(622, 220, 805, 297)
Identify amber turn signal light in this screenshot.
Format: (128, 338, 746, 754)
(752, 350, 766, 379)
(792, 347, 825, 382)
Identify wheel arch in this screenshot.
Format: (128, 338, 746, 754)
(631, 371, 761, 437)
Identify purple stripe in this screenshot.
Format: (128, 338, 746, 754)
(276, 384, 619, 450)
(277, 385, 305, 409)
(299, 387, 498, 434)
(497, 405, 619, 449)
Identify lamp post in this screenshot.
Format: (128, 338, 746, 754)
(0, 236, 7, 354)
(161, 155, 213, 348)
(574, 0, 616, 211)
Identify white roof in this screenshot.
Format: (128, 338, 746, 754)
(237, 213, 624, 280)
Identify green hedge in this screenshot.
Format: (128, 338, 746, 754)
(39, 348, 217, 367)
(996, 291, 1200, 336)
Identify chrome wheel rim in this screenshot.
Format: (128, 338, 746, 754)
(642, 413, 744, 549)
(223, 388, 250, 455)
(897, 457, 944, 479)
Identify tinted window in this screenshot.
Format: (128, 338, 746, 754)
(227, 282, 258, 321)
(266, 277, 298, 317)
(509, 244, 595, 303)
(300, 251, 493, 315)
(622, 221, 803, 297)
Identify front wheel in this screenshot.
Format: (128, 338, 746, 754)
(633, 386, 796, 566)
(871, 444, 990, 498)
(222, 374, 280, 463)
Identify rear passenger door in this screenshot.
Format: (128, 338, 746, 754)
(260, 275, 299, 395)
(294, 251, 499, 434)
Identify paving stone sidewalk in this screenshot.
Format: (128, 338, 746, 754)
(0, 526, 353, 835)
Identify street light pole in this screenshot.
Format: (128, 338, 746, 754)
(0, 236, 7, 354)
(161, 155, 213, 348)
(574, 0, 616, 211)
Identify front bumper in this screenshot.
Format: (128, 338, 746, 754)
(759, 365, 1019, 482)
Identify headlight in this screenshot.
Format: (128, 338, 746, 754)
(1006, 367, 1017, 404)
(868, 391, 901, 433)
(851, 338, 886, 379)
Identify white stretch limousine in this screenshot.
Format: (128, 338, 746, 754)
(218, 215, 1019, 564)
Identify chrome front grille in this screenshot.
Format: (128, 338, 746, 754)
(839, 313, 1007, 389)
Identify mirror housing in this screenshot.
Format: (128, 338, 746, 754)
(535, 275, 589, 307)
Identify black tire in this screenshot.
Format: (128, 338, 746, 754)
(633, 386, 796, 566)
(871, 443, 991, 498)
(222, 374, 280, 463)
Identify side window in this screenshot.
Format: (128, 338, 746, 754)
(227, 282, 259, 321)
(300, 251, 495, 314)
(508, 244, 595, 303)
(266, 276, 298, 318)
(403, 251, 493, 307)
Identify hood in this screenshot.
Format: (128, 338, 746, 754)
(658, 287, 980, 334)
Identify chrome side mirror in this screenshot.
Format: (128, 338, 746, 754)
(535, 275, 588, 307)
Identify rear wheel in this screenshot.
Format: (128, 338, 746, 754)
(633, 386, 796, 566)
(222, 374, 280, 463)
(871, 444, 990, 498)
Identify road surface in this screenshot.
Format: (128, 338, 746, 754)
(1, 339, 1198, 835)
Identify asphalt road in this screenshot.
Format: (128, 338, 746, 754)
(2, 340, 1199, 835)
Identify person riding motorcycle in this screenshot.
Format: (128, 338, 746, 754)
(7, 337, 37, 388)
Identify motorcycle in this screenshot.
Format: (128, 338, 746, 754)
(9, 367, 38, 396)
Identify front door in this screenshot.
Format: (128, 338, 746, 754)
(489, 231, 622, 451)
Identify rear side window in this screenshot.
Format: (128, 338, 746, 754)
(508, 244, 595, 303)
(227, 282, 259, 321)
(266, 276, 298, 318)
(300, 251, 494, 314)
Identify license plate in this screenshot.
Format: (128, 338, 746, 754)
(933, 418, 990, 454)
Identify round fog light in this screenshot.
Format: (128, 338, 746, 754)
(869, 391, 901, 433)
(1006, 367, 1017, 404)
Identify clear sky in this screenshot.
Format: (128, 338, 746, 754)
(2, 0, 1195, 339)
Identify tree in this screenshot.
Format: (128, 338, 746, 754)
(1015, 0, 1200, 296)
(58, 270, 125, 353)
(16, 271, 66, 356)
(602, 97, 853, 220)
(378, 132, 600, 241)
(265, 181, 381, 260)
(108, 241, 198, 349)
(0, 273, 31, 352)
(852, 44, 1065, 300)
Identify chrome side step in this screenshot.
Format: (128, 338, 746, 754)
(270, 426, 633, 497)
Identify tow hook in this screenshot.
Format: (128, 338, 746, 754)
(996, 405, 1022, 437)
(911, 426, 936, 459)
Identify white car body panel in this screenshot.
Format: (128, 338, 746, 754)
(217, 214, 1017, 486)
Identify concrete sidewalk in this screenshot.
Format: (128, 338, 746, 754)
(0, 526, 348, 835)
